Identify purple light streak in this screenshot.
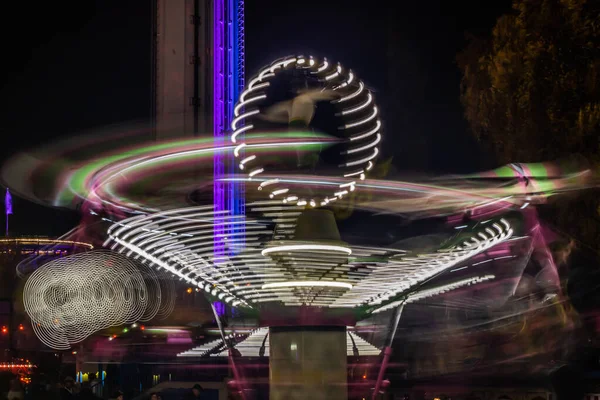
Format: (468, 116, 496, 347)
(214, 0, 226, 257)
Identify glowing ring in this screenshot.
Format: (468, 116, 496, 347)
(231, 55, 381, 207)
(23, 251, 163, 350)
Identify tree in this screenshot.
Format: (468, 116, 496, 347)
(457, 0, 600, 256)
(458, 0, 600, 164)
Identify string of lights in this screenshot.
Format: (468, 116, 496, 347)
(371, 274, 497, 314)
(331, 219, 513, 309)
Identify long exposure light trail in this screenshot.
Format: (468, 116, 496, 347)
(230, 55, 382, 207)
(107, 204, 514, 308)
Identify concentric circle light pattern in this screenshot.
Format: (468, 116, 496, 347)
(231, 55, 381, 207)
(106, 206, 514, 310)
(23, 251, 173, 350)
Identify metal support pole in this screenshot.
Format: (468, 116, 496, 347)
(210, 303, 228, 344)
(372, 303, 404, 400)
(210, 303, 247, 400)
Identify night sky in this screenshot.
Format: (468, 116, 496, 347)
(0, 0, 511, 236)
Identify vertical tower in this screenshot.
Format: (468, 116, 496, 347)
(152, 0, 212, 139)
(152, 0, 245, 249)
(213, 0, 245, 255)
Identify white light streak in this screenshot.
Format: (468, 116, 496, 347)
(344, 147, 379, 167)
(234, 143, 246, 157)
(231, 110, 260, 131)
(234, 94, 267, 116)
(239, 155, 256, 168)
(269, 189, 289, 198)
(340, 107, 378, 129)
(230, 124, 253, 143)
(240, 82, 270, 103)
(261, 244, 352, 256)
(345, 134, 381, 155)
(338, 93, 373, 116)
(325, 64, 342, 81)
(262, 281, 353, 290)
(333, 82, 364, 103)
(350, 120, 381, 142)
(372, 275, 495, 314)
(248, 168, 264, 178)
(317, 60, 329, 72)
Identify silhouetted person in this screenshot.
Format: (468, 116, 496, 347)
(59, 377, 75, 400)
(42, 382, 60, 400)
(78, 382, 101, 400)
(109, 390, 124, 400)
(184, 384, 203, 399)
(88, 373, 101, 397)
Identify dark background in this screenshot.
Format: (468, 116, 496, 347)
(0, 0, 511, 236)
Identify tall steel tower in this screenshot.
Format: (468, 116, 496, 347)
(212, 0, 245, 253)
(152, 0, 245, 244)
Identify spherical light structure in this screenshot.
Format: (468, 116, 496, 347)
(231, 55, 381, 207)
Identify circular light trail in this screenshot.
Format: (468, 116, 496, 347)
(23, 251, 171, 350)
(231, 55, 382, 208)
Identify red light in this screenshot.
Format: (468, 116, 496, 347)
(112, 334, 117, 338)
(140, 325, 145, 331)
(1, 326, 7, 334)
(18, 324, 24, 331)
(362, 374, 367, 379)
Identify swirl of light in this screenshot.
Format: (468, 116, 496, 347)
(138, 264, 176, 321)
(154, 270, 176, 320)
(231, 55, 381, 207)
(70, 133, 335, 214)
(23, 251, 150, 350)
(105, 205, 514, 311)
(0, 128, 338, 214)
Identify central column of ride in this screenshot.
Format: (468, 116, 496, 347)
(269, 326, 347, 400)
(265, 210, 350, 400)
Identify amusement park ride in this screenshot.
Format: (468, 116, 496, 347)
(1, 1, 598, 400)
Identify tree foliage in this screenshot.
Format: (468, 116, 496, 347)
(458, 0, 600, 256)
(458, 0, 600, 164)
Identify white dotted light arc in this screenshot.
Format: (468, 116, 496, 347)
(23, 251, 168, 350)
(105, 206, 514, 310)
(231, 55, 381, 207)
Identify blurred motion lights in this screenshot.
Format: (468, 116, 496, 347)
(231, 55, 382, 207)
(23, 251, 174, 350)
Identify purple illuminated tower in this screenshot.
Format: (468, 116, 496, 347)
(213, 0, 246, 257)
(151, 0, 245, 254)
